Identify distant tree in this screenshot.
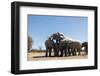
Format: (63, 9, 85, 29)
(39, 46, 42, 51)
(28, 36, 33, 52)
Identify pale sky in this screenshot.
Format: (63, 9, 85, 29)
(28, 15, 88, 50)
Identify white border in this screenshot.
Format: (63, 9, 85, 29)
(20, 6, 95, 70)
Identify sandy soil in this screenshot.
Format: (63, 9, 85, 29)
(27, 51, 88, 61)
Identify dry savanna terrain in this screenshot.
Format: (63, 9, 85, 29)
(27, 49, 88, 61)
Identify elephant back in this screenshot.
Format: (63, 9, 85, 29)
(68, 41, 81, 49)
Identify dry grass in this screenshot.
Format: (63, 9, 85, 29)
(27, 50, 88, 61)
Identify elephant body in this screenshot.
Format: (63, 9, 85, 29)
(68, 41, 81, 56)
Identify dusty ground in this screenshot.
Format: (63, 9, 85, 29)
(27, 51, 88, 61)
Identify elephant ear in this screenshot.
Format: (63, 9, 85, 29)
(60, 36, 64, 39)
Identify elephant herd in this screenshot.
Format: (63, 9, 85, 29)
(45, 32, 88, 57)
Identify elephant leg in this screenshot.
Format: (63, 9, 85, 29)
(58, 49, 61, 56)
(68, 50, 71, 56)
(54, 48, 57, 56)
(56, 50, 58, 56)
(53, 48, 56, 56)
(55, 48, 58, 57)
(68, 49, 71, 56)
(60, 49, 63, 57)
(70, 49, 73, 56)
(54, 50, 57, 56)
(75, 50, 77, 56)
(65, 49, 67, 56)
(72, 49, 74, 56)
(86, 48, 88, 55)
(55, 49, 58, 57)
(74, 49, 77, 56)
(72, 50, 74, 56)
(64, 50, 66, 56)
(58, 49, 60, 56)
(49, 50, 51, 57)
(56, 50, 59, 57)
(78, 49, 80, 55)
(72, 49, 75, 56)
(78, 51, 80, 56)
(57, 49, 59, 57)
(46, 51, 48, 57)
(45, 48, 48, 57)
(73, 51, 75, 56)
(48, 47, 52, 57)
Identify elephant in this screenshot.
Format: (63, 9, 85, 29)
(82, 42, 88, 55)
(68, 41, 81, 56)
(45, 37, 54, 57)
(59, 39, 74, 56)
(59, 39, 69, 56)
(50, 32, 65, 56)
(53, 43, 60, 56)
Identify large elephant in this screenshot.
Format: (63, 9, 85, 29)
(45, 37, 54, 57)
(50, 32, 64, 56)
(82, 42, 88, 55)
(68, 41, 81, 56)
(59, 39, 69, 56)
(59, 39, 74, 56)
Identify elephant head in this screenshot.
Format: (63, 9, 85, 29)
(51, 32, 64, 43)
